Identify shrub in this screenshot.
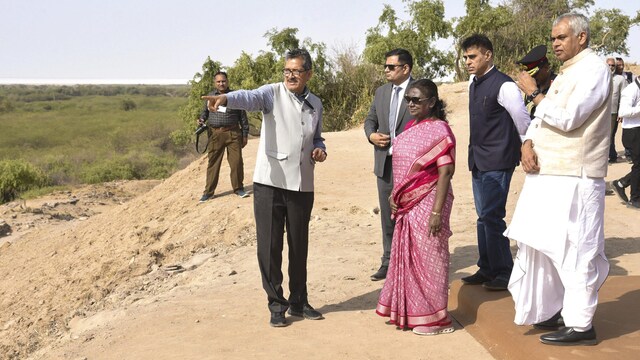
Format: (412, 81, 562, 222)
(0, 159, 49, 203)
(80, 159, 136, 184)
(134, 154, 177, 179)
(38, 155, 75, 185)
(0, 97, 14, 113)
(120, 99, 137, 111)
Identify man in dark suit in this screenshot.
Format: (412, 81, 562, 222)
(364, 48, 414, 281)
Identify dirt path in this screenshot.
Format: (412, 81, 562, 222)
(2, 82, 638, 360)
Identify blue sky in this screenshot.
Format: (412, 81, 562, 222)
(0, 0, 638, 83)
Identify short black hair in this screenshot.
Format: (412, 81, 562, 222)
(385, 48, 413, 71)
(214, 71, 228, 79)
(461, 34, 493, 53)
(285, 48, 313, 71)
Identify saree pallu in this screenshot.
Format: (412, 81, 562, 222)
(376, 119, 456, 329)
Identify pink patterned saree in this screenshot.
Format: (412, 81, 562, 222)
(376, 118, 456, 329)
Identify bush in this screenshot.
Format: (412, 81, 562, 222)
(38, 155, 75, 185)
(81, 159, 136, 184)
(121, 152, 177, 179)
(120, 99, 137, 111)
(0, 159, 49, 203)
(134, 154, 177, 179)
(79, 153, 178, 184)
(0, 97, 14, 113)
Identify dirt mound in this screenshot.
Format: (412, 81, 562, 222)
(0, 157, 256, 358)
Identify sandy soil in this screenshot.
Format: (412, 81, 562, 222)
(1, 82, 639, 360)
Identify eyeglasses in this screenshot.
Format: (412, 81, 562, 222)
(283, 68, 308, 76)
(404, 96, 431, 105)
(608, 64, 616, 68)
(384, 63, 406, 71)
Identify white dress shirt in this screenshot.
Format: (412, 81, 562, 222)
(469, 66, 531, 138)
(619, 79, 640, 129)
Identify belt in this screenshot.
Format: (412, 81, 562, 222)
(211, 124, 239, 132)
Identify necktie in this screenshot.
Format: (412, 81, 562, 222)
(389, 86, 401, 142)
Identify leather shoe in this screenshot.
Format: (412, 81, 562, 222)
(482, 278, 509, 291)
(288, 304, 324, 320)
(540, 326, 597, 346)
(534, 311, 564, 330)
(461, 271, 491, 285)
(370, 266, 388, 281)
(611, 180, 629, 203)
(269, 312, 289, 327)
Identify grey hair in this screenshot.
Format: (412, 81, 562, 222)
(554, 12, 590, 46)
(285, 48, 313, 71)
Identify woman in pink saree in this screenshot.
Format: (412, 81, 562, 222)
(376, 79, 456, 336)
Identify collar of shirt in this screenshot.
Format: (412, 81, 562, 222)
(394, 77, 411, 93)
(293, 86, 315, 111)
(471, 65, 497, 86)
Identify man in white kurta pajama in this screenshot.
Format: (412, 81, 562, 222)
(506, 13, 611, 346)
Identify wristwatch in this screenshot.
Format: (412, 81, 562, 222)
(527, 88, 541, 102)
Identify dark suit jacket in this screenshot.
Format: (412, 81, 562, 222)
(364, 79, 414, 177)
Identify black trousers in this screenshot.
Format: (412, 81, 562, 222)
(609, 114, 619, 162)
(254, 182, 314, 313)
(620, 127, 640, 202)
(376, 156, 395, 267)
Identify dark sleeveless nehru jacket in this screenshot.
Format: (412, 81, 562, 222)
(468, 67, 522, 171)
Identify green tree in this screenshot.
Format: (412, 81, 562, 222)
(363, 0, 453, 79)
(172, 57, 221, 146)
(452, 0, 517, 80)
(590, 8, 640, 56)
(451, 1, 638, 80)
(264, 27, 300, 56)
(177, 27, 332, 138)
(322, 46, 384, 130)
(260, 27, 331, 94)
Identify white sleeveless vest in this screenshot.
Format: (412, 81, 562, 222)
(253, 83, 323, 192)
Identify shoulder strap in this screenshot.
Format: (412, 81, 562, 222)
(635, 76, 640, 90)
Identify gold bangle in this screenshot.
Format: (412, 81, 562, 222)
(432, 211, 441, 216)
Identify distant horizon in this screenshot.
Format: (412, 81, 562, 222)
(0, 78, 191, 85)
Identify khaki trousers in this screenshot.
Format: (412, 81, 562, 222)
(203, 127, 244, 196)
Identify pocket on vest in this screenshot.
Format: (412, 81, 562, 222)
(266, 150, 288, 160)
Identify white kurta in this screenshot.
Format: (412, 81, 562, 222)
(505, 173, 609, 329)
(505, 48, 611, 331)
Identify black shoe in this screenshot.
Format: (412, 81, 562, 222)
(627, 201, 640, 210)
(235, 189, 249, 198)
(534, 311, 565, 330)
(288, 304, 324, 320)
(199, 194, 214, 203)
(461, 271, 492, 285)
(269, 312, 289, 327)
(370, 266, 388, 281)
(611, 180, 629, 203)
(540, 327, 597, 346)
(482, 278, 509, 291)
